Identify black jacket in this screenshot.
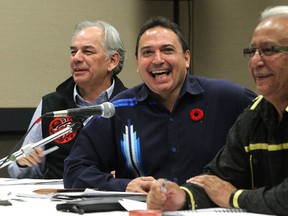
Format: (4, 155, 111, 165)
(182, 96, 288, 215)
(41, 76, 127, 179)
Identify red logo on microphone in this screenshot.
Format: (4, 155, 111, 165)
(49, 117, 77, 144)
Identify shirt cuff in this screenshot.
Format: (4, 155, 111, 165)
(229, 189, 245, 208)
(180, 186, 196, 210)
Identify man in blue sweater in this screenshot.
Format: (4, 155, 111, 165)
(63, 16, 256, 192)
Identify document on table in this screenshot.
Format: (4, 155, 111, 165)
(163, 208, 272, 215)
(118, 198, 147, 211)
(51, 188, 146, 200)
(0, 178, 63, 185)
(54, 189, 147, 213)
(0, 178, 64, 201)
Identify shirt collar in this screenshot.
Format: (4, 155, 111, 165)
(73, 78, 115, 106)
(135, 75, 204, 102)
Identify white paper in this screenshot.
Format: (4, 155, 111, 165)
(118, 198, 147, 211)
(0, 178, 63, 185)
(51, 188, 145, 199)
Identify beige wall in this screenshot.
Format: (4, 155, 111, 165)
(0, 0, 287, 108)
(181, 0, 288, 93)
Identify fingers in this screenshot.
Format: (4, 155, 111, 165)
(186, 175, 236, 208)
(186, 174, 214, 185)
(140, 176, 156, 182)
(151, 178, 167, 194)
(111, 170, 116, 177)
(186, 175, 226, 190)
(17, 146, 44, 167)
(34, 147, 44, 157)
(147, 179, 186, 211)
(147, 179, 167, 210)
(126, 176, 156, 193)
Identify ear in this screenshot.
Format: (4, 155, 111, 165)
(136, 56, 139, 73)
(184, 50, 191, 69)
(108, 52, 120, 72)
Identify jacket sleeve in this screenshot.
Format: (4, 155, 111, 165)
(63, 117, 131, 191)
(180, 183, 217, 210)
(200, 111, 288, 215)
(7, 101, 45, 179)
(234, 178, 288, 215)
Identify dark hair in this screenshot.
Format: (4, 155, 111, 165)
(135, 16, 189, 57)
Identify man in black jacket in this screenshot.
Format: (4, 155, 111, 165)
(8, 20, 127, 179)
(147, 5, 288, 216)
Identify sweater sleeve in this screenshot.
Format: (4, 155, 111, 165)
(180, 183, 217, 209)
(235, 178, 288, 215)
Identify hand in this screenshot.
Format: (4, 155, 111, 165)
(111, 170, 116, 177)
(125, 176, 156, 194)
(147, 178, 186, 211)
(16, 146, 44, 167)
(186, 175, 236, 208)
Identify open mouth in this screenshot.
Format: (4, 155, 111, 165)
(74, 68, 88, 72)
(256, 73, 273, 80)
(151, 69, 171, 78)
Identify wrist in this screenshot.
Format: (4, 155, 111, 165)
(229, 189, 244, 208)
(180, 186, 195, 210)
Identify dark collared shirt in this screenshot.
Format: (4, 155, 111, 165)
(64, 75, 256, 191)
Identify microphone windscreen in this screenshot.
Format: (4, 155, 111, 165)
(101, 102, 115, 118)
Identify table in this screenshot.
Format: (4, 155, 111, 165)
(0, 178, 272, 215)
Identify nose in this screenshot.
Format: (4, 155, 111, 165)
(250, 48, 263, 61)
(254, 49, 263, 58)
(152, 50, 164, 64)
(71, 51, 84, 63)
(249, 50, 264, 69)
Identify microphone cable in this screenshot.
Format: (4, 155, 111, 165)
(0, 117, 41, 169)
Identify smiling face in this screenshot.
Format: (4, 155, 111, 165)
(136, 26, 190, 101)
(248, 17, 288, 107)
(70, 27, 115, 89)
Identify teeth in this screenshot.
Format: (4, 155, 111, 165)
(257, 74, 271, 78)
(152, 70, 169, 74)
(155, 74, 168, 80)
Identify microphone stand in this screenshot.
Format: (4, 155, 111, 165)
(0, 121, 82, 169)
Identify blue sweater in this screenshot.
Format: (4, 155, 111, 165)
(63, 75, 256, 191)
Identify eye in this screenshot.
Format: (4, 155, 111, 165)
(162, 47, 175, 54)
(70, 50, 77, 56)
(83, 49, 95, 55)
(260, 46, 274, 56)
(85, 51, 94, 55)
(141, 49, 153, 57)
(243, 48, 256, 58)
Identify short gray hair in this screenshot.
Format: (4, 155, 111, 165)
(261, 5, 288, 21)
(72, 20, 125, 75)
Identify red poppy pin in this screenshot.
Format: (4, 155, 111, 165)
(190, 108, 204, 122)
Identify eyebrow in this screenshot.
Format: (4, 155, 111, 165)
(140, 45, 152, 50)
(70, 45, 95, 50)
(140, 44, 175, 50)
(250, 42, 274, 47)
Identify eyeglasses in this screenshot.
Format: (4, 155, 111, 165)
(243, 45, 288, 59)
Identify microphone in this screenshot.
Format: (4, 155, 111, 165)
(43, 102, 115, 118)
(0, 122, 83, 169)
